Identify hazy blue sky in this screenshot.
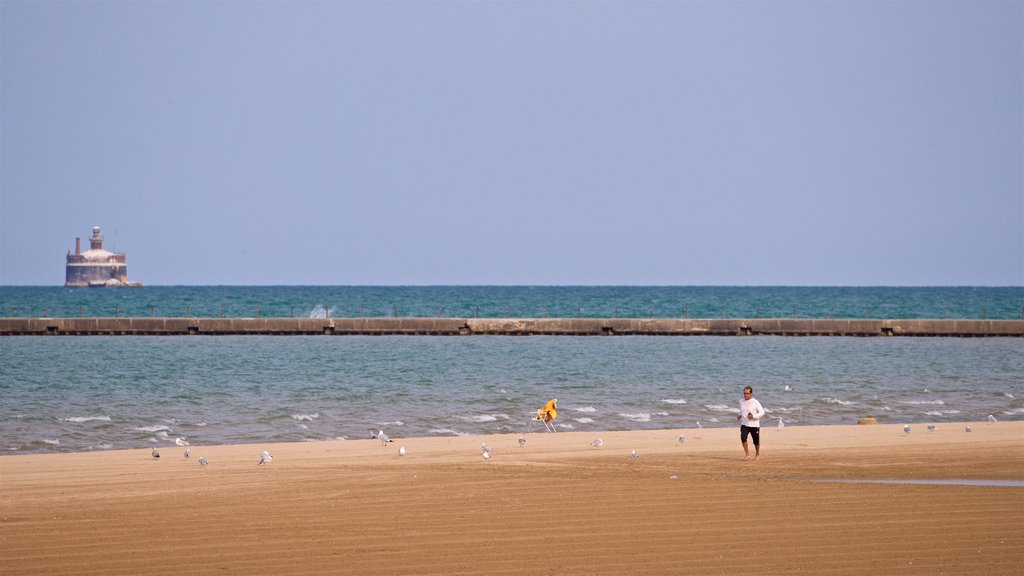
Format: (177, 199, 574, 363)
(2, 1, 1021, 286)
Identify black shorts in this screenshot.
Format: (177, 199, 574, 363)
(740, 425, 760, 446)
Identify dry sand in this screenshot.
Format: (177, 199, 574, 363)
(2, 422, 1022, 575)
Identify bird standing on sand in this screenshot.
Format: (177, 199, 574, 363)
(965, 425, 972, 433)
(630, 449, 638, 460)
(482, 449, 491, 460)
(399, 446, 406, 456)
(677, 434, 686, 445)
(777, 418, 785, 431)
(184, 448, 191, 459)
(152, 447, 160, 459)
(379, 431, 391, 445)
(480, 442, 490, 455)
(518, 436, 526, 448)
(987, 414, 998, 424)
(198, 456, 208, 467)
(927, 424, 936, 433)
(903, 424, 911, 435)
(259, 450, 272, 465)
(591, 438, 603, 448)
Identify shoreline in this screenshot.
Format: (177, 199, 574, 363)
(2, 422, 1022, 575)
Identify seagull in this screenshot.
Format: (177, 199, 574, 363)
(927, 424, 936, 433)
(480, 442, 490, 455)
(369, 430, 377, 439)
(379, 431, 391, 445)
(198, 456, 208, 467)
(175, 437, 189, 447)
(184, 448, 191, 459)
(517, 436, 526, 448)
(965, 425, 972, 433)
(987, 414, 998, 424)
(784, 385, 792, 392)
(777, 418, 785, 431)
(482, 449, 491, 460)
(259, 450, 272, 465)
(630, 449, 638, 460)
(903, 424, 911, 435)
(398, 446, 406, 456)
(696, 421, 703, 430)
(152, 447, 160, 459)
(677, 434, 686, 444)
(591, 438, 603, 448)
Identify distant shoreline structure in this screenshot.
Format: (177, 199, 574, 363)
(64, 226, 142, 287)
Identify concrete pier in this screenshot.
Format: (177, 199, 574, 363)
(0, 317, 1021, 336)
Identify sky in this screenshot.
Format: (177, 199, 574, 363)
(1, 1, 1021, 286)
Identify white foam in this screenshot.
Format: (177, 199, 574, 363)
(297, 424, 309, 430)
(619, 413, 651, 422)
(704, 404, 737, 413)
(1004, 407, 1024, 416)
(380, 420, 405, 427)
(63, 416, 112, 423)
(429, 428, 469, 436)
(901, 399, 945, 405)
(574, 417, 595, 424)
(291, 413, 320, 421)
(195, 422, 207, 427)
(924, 410, 961, 416)
(662, 399, 688, 405)
(821, 397, 858, 406)
(556, 423, 574, 429)
(136, 425, 172, 433)
(573, 406, 597, 413)
(655, 411, 669, 417)
(709, 417, 720, 423)
(1004, 392, 1015, 399)
(42, 438, 60, 445)
(463, 414, 499, 423)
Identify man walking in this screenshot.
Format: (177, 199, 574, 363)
(736, 386, 765, 461)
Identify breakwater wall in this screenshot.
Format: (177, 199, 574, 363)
(1, 317, 1021, 336)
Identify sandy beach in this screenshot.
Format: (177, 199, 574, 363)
(2, 422, 1022, 575)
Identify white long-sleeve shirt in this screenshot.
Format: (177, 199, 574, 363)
(739, 397, 765, 427)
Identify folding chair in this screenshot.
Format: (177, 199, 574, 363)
(531, 398, 558, 432)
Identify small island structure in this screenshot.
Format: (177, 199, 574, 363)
(65, 226, 143, 287)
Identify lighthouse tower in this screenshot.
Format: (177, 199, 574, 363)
(65, 226, 141, 287)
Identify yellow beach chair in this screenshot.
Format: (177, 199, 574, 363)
(533, 398, 558, 432)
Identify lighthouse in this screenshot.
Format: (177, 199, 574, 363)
(65, 226, 142, 287)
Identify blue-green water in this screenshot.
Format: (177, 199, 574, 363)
(2, 285, 1022, 319)
(1, 286, 1021, 454)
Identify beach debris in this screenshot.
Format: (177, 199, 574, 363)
(903, 424, 911, 435)
(669, 475, 678, 480)
(677, 434, 686, 445)
(259, 450, 272, 465)
(591, 438, 603, 448)
(630, 449, 639, 460)
(184, 448, 191, 459)
(517, 436, 526, 448)
(987, 414, 998, 424)
(175, 437, 190, 447)
(927, 424, 936, 433)
(482, 449, 491, 460)
(398, 446, 406, 456)
(777, 417, 785, 431)
(198, 456, 208, 467)
(152, 447, 160, 459)
(965, 425, 972, 432)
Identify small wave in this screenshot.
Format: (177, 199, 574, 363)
(380, 420, 405, 427)
(574, 417, 595, 424)
(297, 424, 309, 430)
(704, 404, 738, 413)
(291, 413, 320, 422)
(136, 425, 172, 433)
(429, 428, 469, 436)
(195, 422, 207, 427)
(557, 423, 574, 429)
(573, 406, 597, 413)
(655, 411, 669, 417)
(463, 414, 499, 423)
(42, 438, 60, 445)
(63, 416, 112, 423)
(662, 399, 688, 405)
(88, 443, 114, 450)
(821, 397, 858, 406)
(924, 410, 961, 416)
(1004, 407, 1024, 416)
(901, 400, 945, 405)
(1005, 392, 1015, 399)
(619, 413, 651, 422)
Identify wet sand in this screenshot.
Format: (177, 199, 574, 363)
(2, 422, 1022, 575)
